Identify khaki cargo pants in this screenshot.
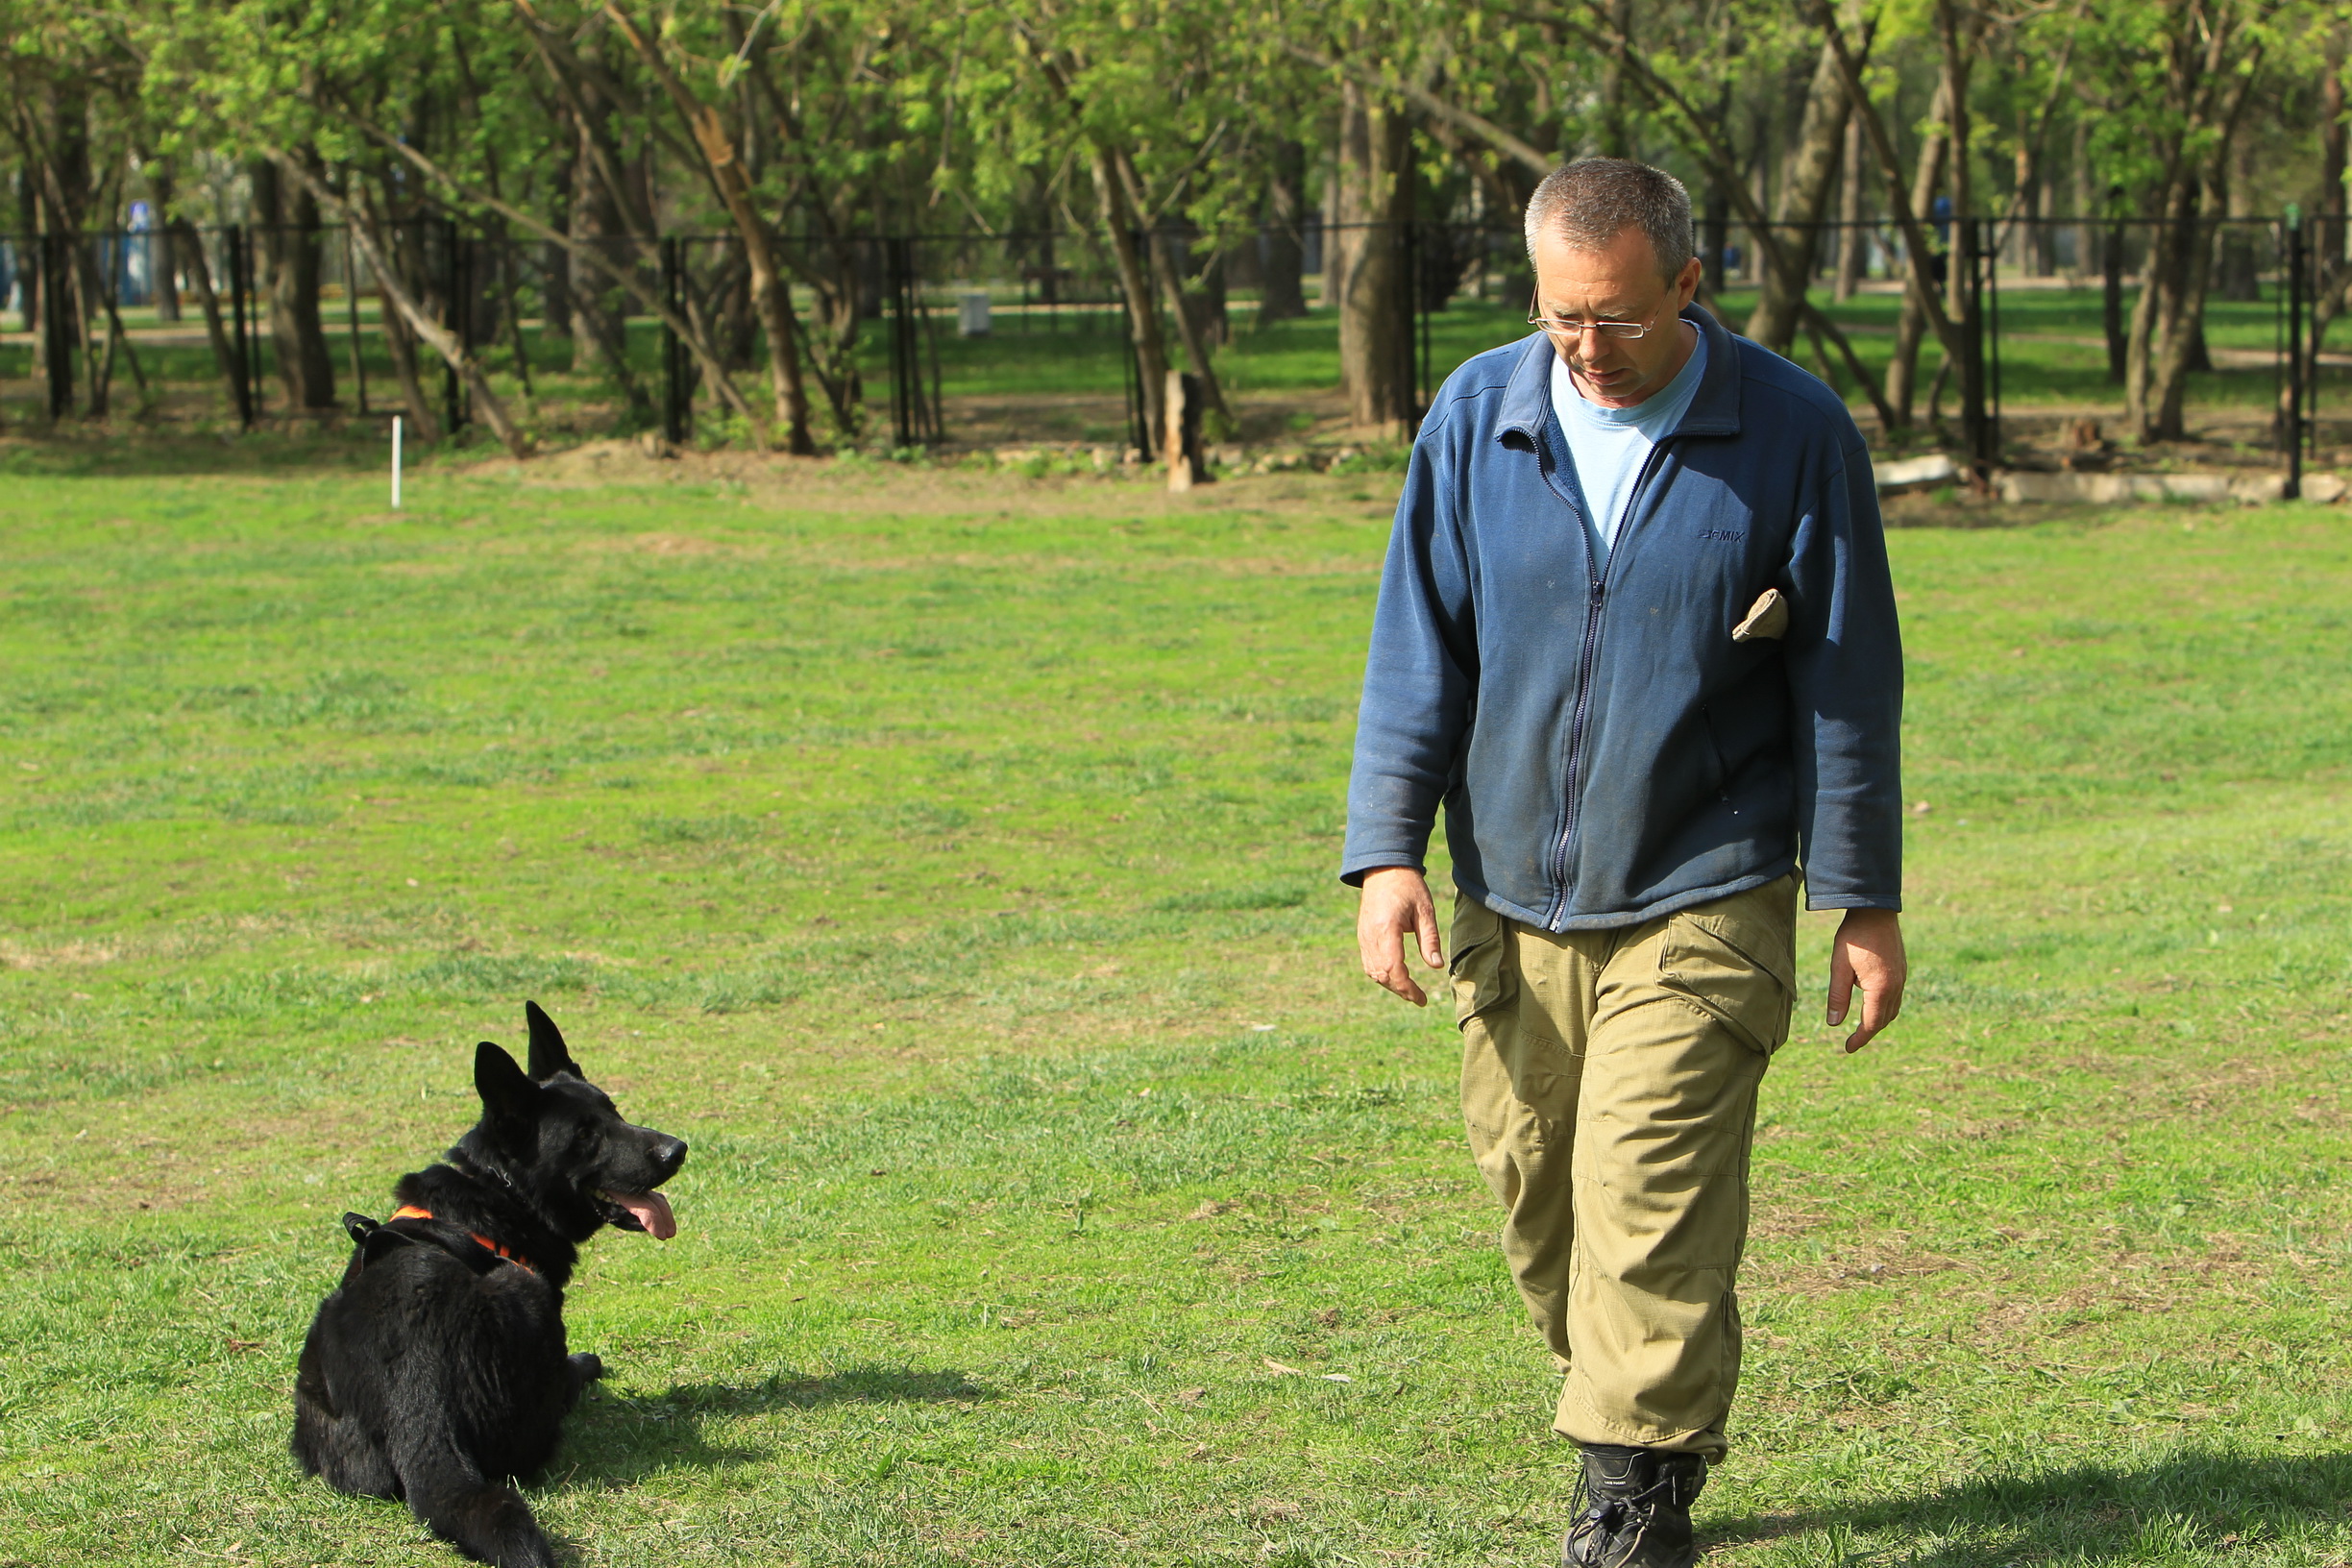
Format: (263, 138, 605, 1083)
(1452, 875, 1797, 1462)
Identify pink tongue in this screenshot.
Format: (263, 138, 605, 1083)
(612, 1190, 676, 1239)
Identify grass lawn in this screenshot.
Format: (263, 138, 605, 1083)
(1, 445, 2350, 1567)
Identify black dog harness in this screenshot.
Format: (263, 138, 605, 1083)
(342, 1209, 540, 1276)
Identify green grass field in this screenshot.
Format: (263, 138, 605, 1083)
(2, 445, 2350, 1566)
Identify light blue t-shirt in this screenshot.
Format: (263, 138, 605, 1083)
(1548, 326, 1708, 564)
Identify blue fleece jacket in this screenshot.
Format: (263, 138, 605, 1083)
(1340, 308, 1903, 929)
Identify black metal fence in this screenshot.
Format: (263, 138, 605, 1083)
(2, 212, 2342, 487)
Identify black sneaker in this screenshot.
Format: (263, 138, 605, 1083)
(1560, 1444, 1707, 1568)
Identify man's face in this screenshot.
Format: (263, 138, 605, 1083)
(1530, 224, 1703, 409)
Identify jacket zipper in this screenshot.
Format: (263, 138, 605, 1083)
(1544, 436, 1677, 929)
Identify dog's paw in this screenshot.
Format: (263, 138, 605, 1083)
(568, 1352, 606, 1384)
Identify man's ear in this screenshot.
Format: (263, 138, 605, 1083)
(476, 1041, 540, 1120)
(1675, 255, 1704, 311)
(524, 1000, 580, 1081)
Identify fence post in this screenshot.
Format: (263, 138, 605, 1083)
(2285, 207, 2304, 501)
(225, 225, 257, 429)
(659, 235, 687, 445)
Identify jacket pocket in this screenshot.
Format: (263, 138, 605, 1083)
(1448, 897, 1518, 1027)
(1700, 704, 1734, 806)
(1657, 899, 1796, 1055)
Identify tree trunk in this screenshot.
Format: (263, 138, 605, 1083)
(541, 148, 572, 353)
(2129, 183, 2207, 442)
(747, 256, 809, 452)
(253, 159, 337, 410)
(150, 161, 182, 323)
(282, 159, 522, 454)
(1746, 37, 1853, 353)
(2325, 27, 2348, 255)
(1594, 0, 1637, 158)
(603, 0, 798, 451)
(2125, 194, 2180, 439)
(1334, 79, 1414, 436)
(2103, 201, 2126, 384)
(1145, 223, 1233, 427)
(379, 301, 440, 442)
(2309, 30, 2347, 375)
(168, 221, 243, 417)
(566, 116, 648, 412)
(15, 173, 37, 335)
(1883, 77, 1951, 428)
(722, 258, 756, 371)
(37, 78, 103, 416)
(1937, 3, 1987, 465)
(1258, 139, 1309, 326)
(800, 241, 869, 440)
(2012, 145, 2048, 278)
(1833, 116, 1867, 301)
(2070, 120, 2098, 282)
(1092, 148, 1170, 452)
(1703, 186, 1727, 296)
(2216, 144, 2260, 303)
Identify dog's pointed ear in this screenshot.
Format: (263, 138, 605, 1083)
(525, 1000, 579, 1081)
(475, 1041, 540, 1118)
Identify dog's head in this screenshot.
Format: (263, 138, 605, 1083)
(466, 1001, 688, 1242)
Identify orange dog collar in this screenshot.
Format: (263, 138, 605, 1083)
(389, 1204, 538, 1274)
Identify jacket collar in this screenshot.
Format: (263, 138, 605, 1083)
(1494, 304, 1742, 444)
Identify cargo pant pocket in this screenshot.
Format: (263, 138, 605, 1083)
(1655, 881, 1798, 1055)
(1449, 896, 1516, 1026)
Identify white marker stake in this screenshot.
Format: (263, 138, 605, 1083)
(391, 416, 404, 509)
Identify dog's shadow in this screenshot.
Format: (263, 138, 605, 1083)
(551, 1363, 991, 1488)
(1703, 1446, 2352, 1564)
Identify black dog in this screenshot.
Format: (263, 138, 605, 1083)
(292, 1002, 687, 1567)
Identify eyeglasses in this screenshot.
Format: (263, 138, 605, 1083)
(1527, 296, 1660, 340)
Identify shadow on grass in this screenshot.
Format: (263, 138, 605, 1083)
(1709, 1447, 2352, 1561)
(554, 1364, 992, 1486)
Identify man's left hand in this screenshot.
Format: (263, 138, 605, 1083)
(1826, 908, 1904, 1054)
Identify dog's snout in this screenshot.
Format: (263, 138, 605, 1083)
(650, 1137, 688, 1175)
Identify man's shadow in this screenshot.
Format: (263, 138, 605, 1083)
(551, 1364, 991, 1488)
(1706, 1446, 2352, 1563)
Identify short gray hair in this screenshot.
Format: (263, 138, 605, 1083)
(1524, 159, 1695, 282)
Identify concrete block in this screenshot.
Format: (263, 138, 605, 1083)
(1875, 453, 1961, 492)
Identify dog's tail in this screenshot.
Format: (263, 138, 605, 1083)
(392, 1420, 554, 1568)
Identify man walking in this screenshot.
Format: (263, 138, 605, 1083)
(1342, 159, 1906, 1567)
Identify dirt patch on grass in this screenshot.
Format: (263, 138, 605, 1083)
(0, 940, 122, 969)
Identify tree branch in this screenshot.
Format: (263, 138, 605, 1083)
(1806, 0, 1964, 357)
(1286, 40, 1552, 175)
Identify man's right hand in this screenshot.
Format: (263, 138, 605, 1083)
(1357, 866, 1444, 1007)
